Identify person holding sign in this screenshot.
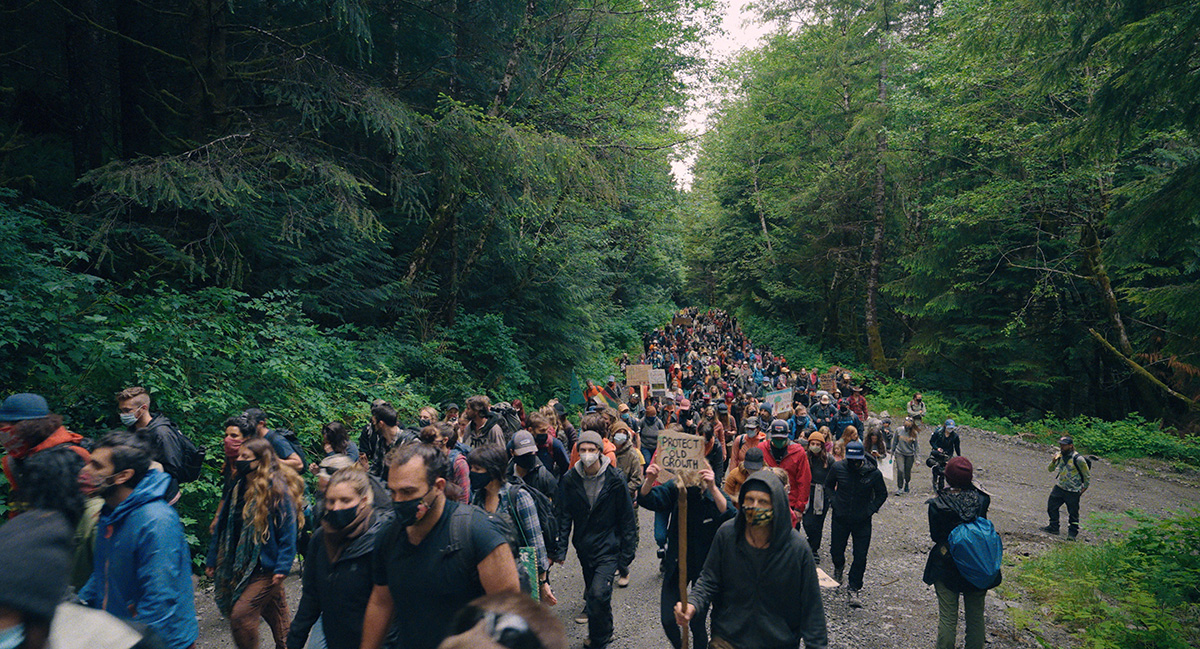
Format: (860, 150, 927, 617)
(640, 460, 736, 649)
(758, 420, 811, 529)
(675, 471, 828, 649)
(553, 431, 637, 649)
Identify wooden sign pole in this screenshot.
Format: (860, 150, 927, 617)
(678, 488, 689, 648)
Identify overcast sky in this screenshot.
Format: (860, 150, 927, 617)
(671, 1, 771, 190)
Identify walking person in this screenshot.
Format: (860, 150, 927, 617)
(757, 419, 811, 529)
(924, 457, 1001, 649)
(207, 438, 306, 649)
(825, 441, 888, 607)
(640, 460, 736, 649)
(553, 431, 637, 649)
(906, 393, 927, 424)
(675, 471, 828, 649)
(802, 431, 833, 562)
(891, 417, 919, 495)
(77, 431, 198, 649)
(1043, 435, 1090, 540)
(286, 467, 385, 649)
(360, 443, 519, 649)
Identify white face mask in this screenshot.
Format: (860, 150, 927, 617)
(580, 451, 600, 468)
(613, 433, 629, 446)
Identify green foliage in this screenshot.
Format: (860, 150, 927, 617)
(1016, 510, 1200, 649)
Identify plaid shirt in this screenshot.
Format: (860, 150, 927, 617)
(475, 486, 549, 573)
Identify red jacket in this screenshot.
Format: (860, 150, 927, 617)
(757, 440, 812, 523)
(847, 393, 869, 421)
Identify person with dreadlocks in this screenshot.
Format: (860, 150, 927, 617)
(207, 437, 306, 649)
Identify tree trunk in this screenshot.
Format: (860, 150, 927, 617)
(62, 0, 117, 181)
(187, 0, 228, 139)
(489, 0, 537, 117)
(864, 0, 889, 373)
(752, 158, 773, 255)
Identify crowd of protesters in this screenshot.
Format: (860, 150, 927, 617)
(0, 307, 1037, 649)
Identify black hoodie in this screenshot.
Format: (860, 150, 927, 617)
(689, 471, 828, 649)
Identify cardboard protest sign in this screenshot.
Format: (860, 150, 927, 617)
(625, 364, 652, 386)
(648, 368, 668, 396)
(672, 316, 693, 327)
(656, 431, 706, 480)
(817, 567, 839, 588)
(763, 389, 793, 416)
(820, 372, 837, 391)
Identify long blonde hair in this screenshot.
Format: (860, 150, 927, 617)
(241, 438, 307, 543)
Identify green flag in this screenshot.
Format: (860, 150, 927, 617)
(569, 370, 586, 405)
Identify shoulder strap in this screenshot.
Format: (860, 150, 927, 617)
(446, 503, 477, 555)
(504, 484, 530, 547)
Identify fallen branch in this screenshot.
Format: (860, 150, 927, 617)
(1087, 329, 1199, 412)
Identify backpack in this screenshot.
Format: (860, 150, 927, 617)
(946, 516, 1003, 589)
(149, 419, 203, 483)
(506, 481, 560, 559)
(272, 429, 309, 474)
(490, 404, 523, 441)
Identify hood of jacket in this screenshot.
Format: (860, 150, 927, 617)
(736, 469, 792, 547)
(105, 469, 172, 525)
(932, 488, 982, 523)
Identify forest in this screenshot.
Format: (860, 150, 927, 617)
(1, 0, 1198, 443)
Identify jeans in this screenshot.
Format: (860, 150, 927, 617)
(897, 454, 915, 490)
(802, 510, 828, 556)
(1047, 486, 1081, 534)
(660, 568, 707, 649)
(307, 617, 326, 649)
(230, 571, 289, 649)
(654, 510, 669, 550)
(829, 516, 872, 591)
(935, 581, 986, 649)
(581, 556, 619, 647)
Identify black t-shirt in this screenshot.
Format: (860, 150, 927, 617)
(371, 501, 508, 649)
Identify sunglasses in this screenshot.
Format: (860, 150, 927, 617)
(450, 605, 544, 649)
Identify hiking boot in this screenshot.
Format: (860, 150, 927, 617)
(1067, 529, 1078, 541)
(833, 566, 844, 584)
(1041, 525, 1060, 535)
(616, 574, 630, 588)
(574, 609, 588, 624)
(895, 489, 903, 496)
(904, 485, 910, 493)
(848, 589, 863, 608)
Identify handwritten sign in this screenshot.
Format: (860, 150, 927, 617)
(626, 364, 652, 386)
(820, 372, 837, 391)
(763, 389, 793, 417)
(657, 431, 707, 476)
(648, 368, 668, 396)
(672, 316, 693, 327)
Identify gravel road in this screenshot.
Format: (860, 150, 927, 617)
(194, 427, 1200, 649)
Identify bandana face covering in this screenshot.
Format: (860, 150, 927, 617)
(743, 505, 774, 527)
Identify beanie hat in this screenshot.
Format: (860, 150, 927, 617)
(807, 431, 825, 444)
(578, 431, 604, 450)
(945, 456, 974, 489)
(0, 509, 72, 620)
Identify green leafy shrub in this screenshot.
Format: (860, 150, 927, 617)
(1016, 511, 1200, 649)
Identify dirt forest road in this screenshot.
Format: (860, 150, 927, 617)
(194, 427, 1200, 649)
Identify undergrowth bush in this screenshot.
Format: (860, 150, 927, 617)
(1016, 510, 1200, 649)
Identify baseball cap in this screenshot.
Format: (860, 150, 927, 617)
(845, 441, 866, 460)
(679, 398, 691, 410)
(769, 419, 790, 437)
(607, 375, 616, 383)
(0, 393, 49, 422)
(511, 430, 538, 456)
(744, 416, 759, 430)
(716, 402, 729, 413)
(1058, 435, 1074, 446)
(743, 447, 765, 472)
(819, 394, 831, 404)
(617, 403, 630, 413)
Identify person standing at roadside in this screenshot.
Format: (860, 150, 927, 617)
(923, 457, 1000, 649)
(1043, 435, 1089, 540)
(907, 393, 927, 424)
(825, 441, 888, 608)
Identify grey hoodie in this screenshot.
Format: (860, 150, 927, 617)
(689, 470, 828, 649)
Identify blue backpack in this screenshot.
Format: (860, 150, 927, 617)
(946, 517, 1003, 589)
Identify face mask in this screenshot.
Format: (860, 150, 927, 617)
(580, 451, 600, 468)
(119, 412, 139, 427)
(534, 433, 548, 445)
(744, 506, 774, 527)
(469, 471, 492, 491)
(223, 436, 243, 461)
(392, 488, 433, 527)
(323, 506, 358, 531)
(419, 418, 431, 428)
(771, 436, 788, 448)
(809, 444, 822, 454)
(848, 459, 863, 471)
(0, 624, 25, 649)
(613, 432, 629, 446)
(514, 454, 538, 471)
(235, 459, 255, 476)
(620, 413, 632, 423)
(78, 470, 116, 497)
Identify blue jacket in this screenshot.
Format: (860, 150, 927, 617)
(206, 485, 298, 576)
(79, 470, 198, 649)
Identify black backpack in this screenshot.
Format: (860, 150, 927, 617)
(271, 429, 309, 474)
(490, 404, 523, 441)
(151, 419, 203, 483)
(506, 480, 561, 560)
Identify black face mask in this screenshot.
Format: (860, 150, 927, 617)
(848, 459, 864, 471)
(235, 459, 254, 475)
(515, 454, 538, 471)
(392, 490, 429, 528)
(324, 506, 358, 530)
(534, 433, 548, 445)
(419, 418, 431, 428)
(469, 471, 493, 492)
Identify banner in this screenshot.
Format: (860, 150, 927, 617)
(763, 389, 793, 416)
(569, 371, 586, 405)
(625, 364, 652, 386)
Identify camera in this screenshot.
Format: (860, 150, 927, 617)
(926, 448, 949, 469)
